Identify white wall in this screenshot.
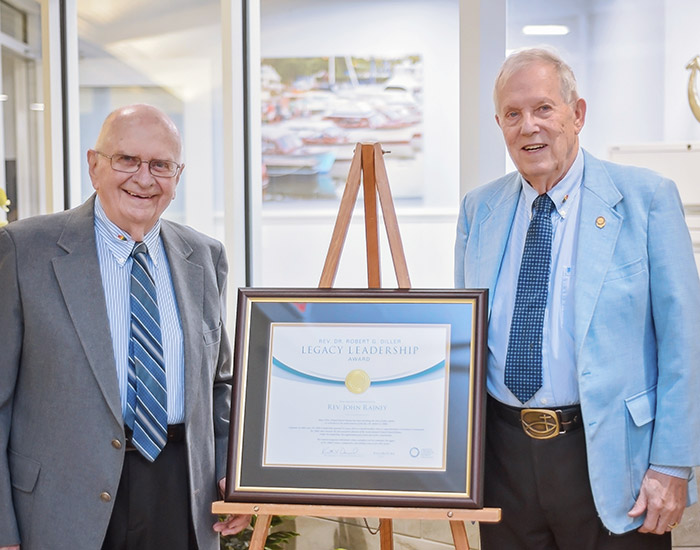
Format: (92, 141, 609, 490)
(664, 0, 700, 142)
(582, 0, 666, 158)
(260, 210, 458, 288)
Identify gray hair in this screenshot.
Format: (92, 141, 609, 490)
(493, 48, 579, 112)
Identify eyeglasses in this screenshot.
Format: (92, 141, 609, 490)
(94, 151, 182, 177)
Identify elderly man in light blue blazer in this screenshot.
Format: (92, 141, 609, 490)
(455, 48, 700, 550)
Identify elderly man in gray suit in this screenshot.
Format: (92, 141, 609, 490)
(0, 104, 250, 549)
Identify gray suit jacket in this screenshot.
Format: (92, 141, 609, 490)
(0, 196, 232, 549)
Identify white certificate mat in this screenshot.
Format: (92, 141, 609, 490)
(263, 323, 450, 470)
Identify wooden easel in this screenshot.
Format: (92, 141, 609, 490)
(319, 142, 410, 289)
(212, 143, 501, 548)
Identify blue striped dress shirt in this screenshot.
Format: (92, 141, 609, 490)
(94, 198, 185, 424)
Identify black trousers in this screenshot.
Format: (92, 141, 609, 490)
(101, 439, 198, 550)
(480, 396, 671, 550)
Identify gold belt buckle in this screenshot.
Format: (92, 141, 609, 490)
(520, 408, 561, 439)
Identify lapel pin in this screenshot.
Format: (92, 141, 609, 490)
(595, 216, 606, 229)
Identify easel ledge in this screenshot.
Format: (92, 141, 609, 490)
(211, 501, 501, 522)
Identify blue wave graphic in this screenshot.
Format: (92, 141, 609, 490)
(271, 357, 445, 386)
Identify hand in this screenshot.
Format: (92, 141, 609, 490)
(213, 478, 252, 537)
(628, 469, 687, 534)
(0, 546, 20, 550)
(213, 513, 253, 536)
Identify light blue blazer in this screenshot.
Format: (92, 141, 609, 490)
(454, 149, 700, 533)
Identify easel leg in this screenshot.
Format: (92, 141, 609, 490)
(372, 143, 411, 288)
(361, 143, 381, 288)
(379, 518, 394, 550)
(449, 520, 470, 550)
(318, 146, 363, 288)
(249, 514, 273, 550)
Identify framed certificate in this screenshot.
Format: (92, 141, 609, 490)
(224, 288, 488, 508)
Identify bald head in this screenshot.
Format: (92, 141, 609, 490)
(95, 104, 182, 163)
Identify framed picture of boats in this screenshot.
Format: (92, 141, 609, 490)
(260, 55, 424, 202)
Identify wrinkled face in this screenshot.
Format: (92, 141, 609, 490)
(495, 61, 586, 192)
(88, 109, 183, 241)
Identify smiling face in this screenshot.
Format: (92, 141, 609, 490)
(88, 105, 183, 241)
(495, 60, 586, 193)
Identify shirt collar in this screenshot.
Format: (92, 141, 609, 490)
(518, 147, 584, 220)
(94, 196, 162, 267)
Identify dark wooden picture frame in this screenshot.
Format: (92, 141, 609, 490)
(224, 287, 488, 508)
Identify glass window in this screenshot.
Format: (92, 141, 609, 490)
(76, 0, 224, 240)
(1, 0, 26, 42)
(0, 0, 43, 224)
(255, 0, 460, 288)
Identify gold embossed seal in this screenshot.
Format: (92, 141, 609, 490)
(345, 369, 371, 394)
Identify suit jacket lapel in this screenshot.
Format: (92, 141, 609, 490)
(161, 222, 204, 426)
(574, 151, 624, 361)
(53, 197, 122, 423)
(475, 175, 520, 313)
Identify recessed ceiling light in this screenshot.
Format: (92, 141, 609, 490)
(0, 94, 7, 101)
(522, 25, 570, 36)
(30, 103, 44, 111)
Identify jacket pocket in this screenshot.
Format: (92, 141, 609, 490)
(9, 449, 41, 493)
(604, 258, 645, 282)
(203, 323, 222, 375)
(624, 386, 656, 498)
(203, 323, 222, 346)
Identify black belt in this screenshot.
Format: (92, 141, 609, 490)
(124, 424, 185, 451)
(488, 395, 582, 440)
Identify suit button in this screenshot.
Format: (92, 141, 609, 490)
(100, 492, 112, 502)
(111, 439, 122, 449)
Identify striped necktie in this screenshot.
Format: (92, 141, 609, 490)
(126, 242, 168, 461)
(504, 193, 555, 403)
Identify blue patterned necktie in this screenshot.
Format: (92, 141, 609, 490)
(504, 193, 555, 403)
(126, 242, 168, 461)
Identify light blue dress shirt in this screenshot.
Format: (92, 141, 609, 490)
(488, 149, 583, 408)
(94, 198, 185, 424)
